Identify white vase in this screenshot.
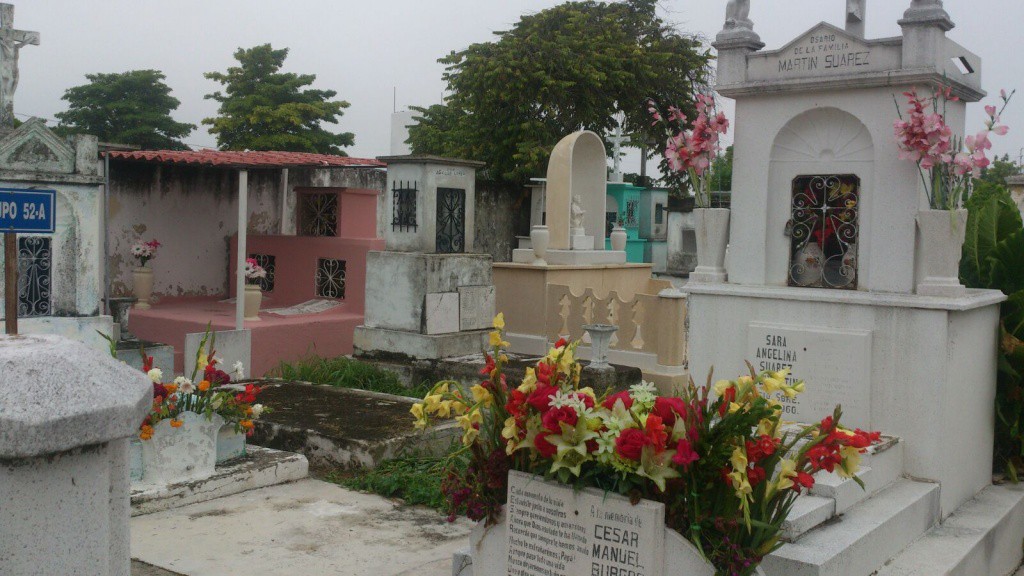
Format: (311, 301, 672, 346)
(790, 242, 825, 287)
(140, 412, 221, 485)
(244, 284, 263, 321)
(133, 266, 153, 309)
(691, 208, 730, 283)
(530, 225, 549, 265)
(916, 209, 968, 297)
(610, 226, 628, 252)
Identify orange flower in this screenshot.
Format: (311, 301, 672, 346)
(198, 380, 211, 392)
(245, 406, 253, 416)
(165, 384, 178, 394)
(139, 424, 154, 440)
(169, 419, 183, 428)
(240, 419, 254, 430)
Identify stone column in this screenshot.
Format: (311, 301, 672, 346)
(712, 2, 764, 87)
(899, 0, 954, 69)
(0, 335, 151, 576)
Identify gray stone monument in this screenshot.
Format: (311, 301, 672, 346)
(0, 335, 151, 576)
(0, 4, 39, 129)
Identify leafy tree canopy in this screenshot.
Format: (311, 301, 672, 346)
(203, 44, 354, 154)
(978, 154, 1021, 187)
(55, 70, 194, 150)
(408, 0, 711, 183)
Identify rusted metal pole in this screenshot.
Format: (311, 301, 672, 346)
(4, 231, 17, 335)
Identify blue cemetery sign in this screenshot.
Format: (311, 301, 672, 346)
(0, 188, 56, 234)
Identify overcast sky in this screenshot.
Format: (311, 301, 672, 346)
(12, 0, 1024, 171)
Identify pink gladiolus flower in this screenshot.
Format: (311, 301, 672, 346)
(985, 105, 997, 118)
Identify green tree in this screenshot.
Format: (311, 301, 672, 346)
(55, 70, 194, 149)
(978, 153, 1021, 187)
(203, 44, 354, 154)
(408, 0, 711, 183)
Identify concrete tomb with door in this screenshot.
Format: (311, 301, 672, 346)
(682, 2, 1024, 574)
(354, 155, 496, 360)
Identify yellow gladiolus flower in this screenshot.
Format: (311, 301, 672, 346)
(518, 368, 538, 394)
(489, 330, 510, 349)
(436, 401, 452, 419)
(501, 416, 518, 440)
(730, 446, 748, 472)
(837, 445, 863, 478)
(424, 394, 442, 411)
(713, 379, 734, 396)
(470, 384, 493, 406)
(493, 313, 505, 330)
(462, 427, 480, 446)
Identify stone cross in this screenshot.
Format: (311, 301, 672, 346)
(846, 0, 867, 38)
(608, 113, 628, 183)
(0, 4, 39, 128)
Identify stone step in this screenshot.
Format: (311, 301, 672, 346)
(874, 482, 1024, 576)
(782, 436, 903, 541)
(762, 479, 939, 576)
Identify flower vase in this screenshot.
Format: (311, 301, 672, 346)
(530, 225, 549, 265)
(133, 266, 153, 309)
(915, 209, 968, 297)
(610, 225, 628, 252)
(691, 208, 730, 283)
(139, 412, 221, 485)
(244, 284, 263, 321)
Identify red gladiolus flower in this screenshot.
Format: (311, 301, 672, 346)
(718, 386, 736, 417)
(479, 354, 495, 376)
(644, 414, 669, 451)
(505, 389, 527, 418)
(673, 439, 699, 469)
(793, 471, 815, 493)
(535, 362, 554, 385)
(554, 338, 568, 349)
(748, 466, 767, 487)
(757, 435, 779, 459)
(602, 391, 633, 410)
(615, 428, 650, 461)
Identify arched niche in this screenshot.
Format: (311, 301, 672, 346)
(766, 108, 874, 288)
(545, 131, 608, 250)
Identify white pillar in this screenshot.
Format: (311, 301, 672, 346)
(236, 169, 248, 331)
(0, 335, 151, 576)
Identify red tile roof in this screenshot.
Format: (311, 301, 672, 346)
(105, 149, 386, 169)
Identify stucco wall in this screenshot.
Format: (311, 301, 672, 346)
(107, 163, 283, 299)
(475, 182, 522, 263)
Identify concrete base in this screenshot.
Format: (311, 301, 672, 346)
(116, 340, 173, 374)
(354, 326, 488, 360)
(130, 445, 308, 516)
(511, 248, 626, 265)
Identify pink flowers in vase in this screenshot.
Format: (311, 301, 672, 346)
(130, 239, 161, 267)
(649, 94, 730, 207)
(243, 258, 267, 286)
(894, 85, 1014, 209)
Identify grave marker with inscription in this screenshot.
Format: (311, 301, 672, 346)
(747, 323, 872, 427)
(745, 23, 901, 83)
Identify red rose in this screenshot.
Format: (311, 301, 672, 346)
(615, 428, 650, 461)
(542, 406, 579, 433)
(535, 432, 558, 458)
(672, 439, 699, 469)
(602, 391, 633, 410)
(572, 392, 595, 409)
(526, 384, 559, 412)
(586, 439, 599, 453)
(152, 382, 168, 399)
(653, 397, 687, 426)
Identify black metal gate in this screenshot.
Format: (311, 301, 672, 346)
(436, 187, 466, 253)
(18, 236, 51, 317)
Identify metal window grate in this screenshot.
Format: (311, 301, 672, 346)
(315, 258, 346, 299)
(392, 181, 418, 232)
(625, 199, 639, 227)
(300, 193, 338, 237)
(788, 175, 859, 290)
(435, 187, 466, 253)
(247, 253, 276, 292)
(18, 236, 51, 317)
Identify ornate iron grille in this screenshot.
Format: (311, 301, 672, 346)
(392, 181, 418, 232)
(18, 236, 51, 317)
(300, 193, 338, 237)
(436, 187, 466, 254)
(247, 253, 276, 292)
(315, 258, 346, 299)
(625, 199, 639, 227)
(788, 175, 859, 290)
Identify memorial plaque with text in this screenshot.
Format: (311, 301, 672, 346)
(747, 322, 872, 427)
(746, 23, 900, 83)
(506, 470, 664, 576)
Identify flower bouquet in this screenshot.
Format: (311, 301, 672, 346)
(131, 239, 161, 267)
(130, 239, 161, 308)
(412, 314, 878, 575)
(243, 258, 267, 320)
(648, 94, 729, 208)
(133, 329, 268, 482)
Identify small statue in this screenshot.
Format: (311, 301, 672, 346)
(570, 194, 586, 232)
(725, 0, 752, 30)
(846, 0, 866, 36)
